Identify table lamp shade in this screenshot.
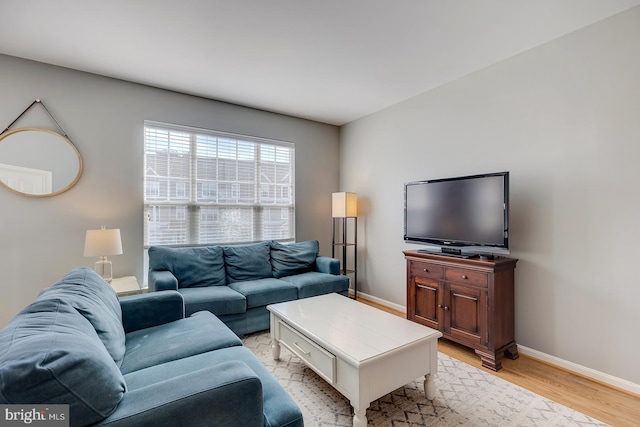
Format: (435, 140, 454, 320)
(84, 228, 123, 257)
(332, 192, 357, 218)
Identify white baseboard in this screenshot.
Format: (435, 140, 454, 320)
(517, 345, 640, 396)
(352, 289, 640, 397)
(351, 289, 406, 314)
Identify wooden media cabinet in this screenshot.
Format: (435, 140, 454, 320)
(404, 250, 518, 371)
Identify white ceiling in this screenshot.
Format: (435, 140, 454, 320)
(1, 0, 639, 126)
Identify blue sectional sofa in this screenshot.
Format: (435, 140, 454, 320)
(148, 240, 350, 336)
(0, 268, 303, 427)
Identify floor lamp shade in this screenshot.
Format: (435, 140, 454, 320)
(332, 192, 357, 218)
(84, 226, 123, 282)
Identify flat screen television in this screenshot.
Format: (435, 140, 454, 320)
(404, 171, 509, 258)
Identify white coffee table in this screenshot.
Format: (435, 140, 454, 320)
(267, 293, 442, 427)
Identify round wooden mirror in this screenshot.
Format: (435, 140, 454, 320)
(0, 127, 82, 197)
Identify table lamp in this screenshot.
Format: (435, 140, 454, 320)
(84, 226, 123, 282)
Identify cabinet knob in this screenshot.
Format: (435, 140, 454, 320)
(461, 275, 468, 279)
(423, 268, 429, 272)
(438, 304, 442, 308)
(444, 306, 449, 311)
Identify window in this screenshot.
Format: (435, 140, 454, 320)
(144, 122, 295, 247)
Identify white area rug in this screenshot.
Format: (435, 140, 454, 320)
(243, 332, 608, 427)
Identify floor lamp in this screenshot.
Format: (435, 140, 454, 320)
(332, 192, 357, 299)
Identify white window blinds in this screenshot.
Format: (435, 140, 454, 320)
(144, 121, 295, 247)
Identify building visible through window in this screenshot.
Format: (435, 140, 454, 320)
(144, 122, 295, 247)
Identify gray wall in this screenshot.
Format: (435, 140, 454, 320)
(340, 7, 640, 384)
(0, 54, 340, 327)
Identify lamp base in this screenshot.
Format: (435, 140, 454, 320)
(94, 256, 113, 283)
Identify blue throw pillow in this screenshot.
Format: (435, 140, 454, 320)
(223, 241, 273, 283)
(0, 298, 126, 426)
(39, 268, 126, 367)
(148, 246, 226, 287)
(270, 240, 319, 278)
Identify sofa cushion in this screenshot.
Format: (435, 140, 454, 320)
(223, 241, 273, 283)
(270, 240, 319, 278)
(149, 245, 226, 288)
(218, 307, 271, 337)
(121, 311, 242, 374)
(178, 286, 246, 317)
(280, 271, 350, 299)
(228, 278, 298, 309)
(123, 346, 303, 427)
(38, 267, 126, 366)
(0, 298, 126, 426)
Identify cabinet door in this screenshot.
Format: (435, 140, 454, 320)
(411, 276, 441, 330)
(446, 283, 487, 346)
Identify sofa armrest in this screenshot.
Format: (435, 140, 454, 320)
(315, 256, 340, 275)
(120, 291, 185, 333)
(148, 270, 179, 292)
(96, 361, 263, 427)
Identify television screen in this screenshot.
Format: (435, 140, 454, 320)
(404, 172, 509, 254)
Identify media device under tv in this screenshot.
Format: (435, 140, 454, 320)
(404, 171, 509, 259)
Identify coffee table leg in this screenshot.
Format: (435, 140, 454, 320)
(424, 373, 436, 400)
(352, 405, 367, 427)
(272, 339, 281, 360)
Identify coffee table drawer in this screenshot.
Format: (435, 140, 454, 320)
(279, 321, 336, 384)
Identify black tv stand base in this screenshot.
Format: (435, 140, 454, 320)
(442, 247, 463, 256)
(417, 249, 471, 259)
(416, 249, 496, 260)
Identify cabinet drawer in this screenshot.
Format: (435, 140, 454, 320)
(410, 261, 444, 280)
(278, 321, 336, 384)
(445, 267, 488, 287)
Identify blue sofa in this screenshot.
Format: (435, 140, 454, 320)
(0, 268, 303, 427)
(148, 240, 350, 336)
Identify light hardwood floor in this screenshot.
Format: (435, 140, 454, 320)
(359, 297, 640, 427)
